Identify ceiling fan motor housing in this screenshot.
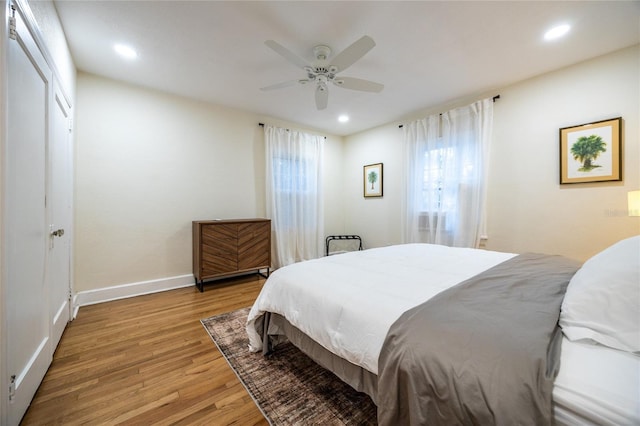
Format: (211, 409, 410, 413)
(262, 36, 382, 110)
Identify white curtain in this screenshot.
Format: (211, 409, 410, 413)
(401, 98, 493, 247)
(265, 125, 324, 269)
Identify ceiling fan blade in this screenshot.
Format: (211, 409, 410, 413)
(330, 35, 376, 73)
(265, 40, 310, 69)
(334, 77, 384, 93)
(315, 85, 328, 110)
(260, 80, 301, 91)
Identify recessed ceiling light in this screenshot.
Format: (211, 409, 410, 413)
(338, 115, 349, 123)
(114, 43, 138, 59)
(544, 24, 570, 41)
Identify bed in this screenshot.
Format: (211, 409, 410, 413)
(246, 236, 640, 425)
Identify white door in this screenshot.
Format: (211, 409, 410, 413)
(5, 5, 54, 424)
(49, 82, 72, 350)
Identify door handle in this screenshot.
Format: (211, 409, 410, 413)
(51, 229, 65, 237)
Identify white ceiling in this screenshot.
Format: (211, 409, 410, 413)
(53, 1, 640, 136)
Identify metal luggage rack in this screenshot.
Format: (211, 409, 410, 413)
(325, 235, 363, 256)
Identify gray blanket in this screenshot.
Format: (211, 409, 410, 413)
(377, 253, 581, 426)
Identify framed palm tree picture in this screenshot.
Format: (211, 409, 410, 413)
(364, 163, 383, 197)
(560, 117, 622, 184)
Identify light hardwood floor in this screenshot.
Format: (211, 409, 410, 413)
(21, 276, 269, 425)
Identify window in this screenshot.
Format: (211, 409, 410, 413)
(271, 156, 316, 229)
(402, 98, 493, 247)
(265, 125, 324, 267)
(421, 146, 453, 212)
(273, 156, 311, 193)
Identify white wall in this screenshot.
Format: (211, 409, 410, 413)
(344, 45, 640, 262)
(343, 125, 403, 249)
(75, 73, 344, 294)
(486, 45, 639, 261)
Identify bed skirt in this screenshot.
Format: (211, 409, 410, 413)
(260, 312, 379, 405)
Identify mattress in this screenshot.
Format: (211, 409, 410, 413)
(553, 338, 640, 425)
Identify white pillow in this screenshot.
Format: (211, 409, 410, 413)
(560, 235, 640, 354)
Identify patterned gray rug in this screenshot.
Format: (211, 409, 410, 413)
(201, 308, 377, 425)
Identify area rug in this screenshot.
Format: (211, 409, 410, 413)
(201, 308, 377, 425)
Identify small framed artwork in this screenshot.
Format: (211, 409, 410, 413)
(560, 117, 622, 184)
(364, 163, 383, 197)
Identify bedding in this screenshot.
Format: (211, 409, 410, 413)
(559, 235, 640, 353)
(377, 253, 579, 425)
(246, 239, 640, 424)
(247, 243, 515, 374)
(258, 312, 640, 425)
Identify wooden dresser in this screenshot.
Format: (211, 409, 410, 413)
(192, 218, 271, 292)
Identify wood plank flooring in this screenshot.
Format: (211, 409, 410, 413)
(21, 276, 270, 425)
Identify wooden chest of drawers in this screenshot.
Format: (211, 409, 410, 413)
(192, 219, 271, 291)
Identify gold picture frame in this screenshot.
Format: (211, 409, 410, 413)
(560, 117, 622, 184)
(363, 163, 383, 197)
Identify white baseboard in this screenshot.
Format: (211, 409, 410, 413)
(75, 274, 195, 308)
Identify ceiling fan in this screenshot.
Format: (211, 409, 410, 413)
(260, 35, 384, 110)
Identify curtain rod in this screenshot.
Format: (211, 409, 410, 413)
(398, 95, 500, 129)
(258, 123, 326, 140)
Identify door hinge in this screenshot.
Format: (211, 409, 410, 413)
(68, 118, 73, 132)
(9, 5, 17, 40)
(9, 375, 15, 403)
(68, 288, 73, 302)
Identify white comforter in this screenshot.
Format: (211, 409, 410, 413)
(246, 243, 515, 374)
